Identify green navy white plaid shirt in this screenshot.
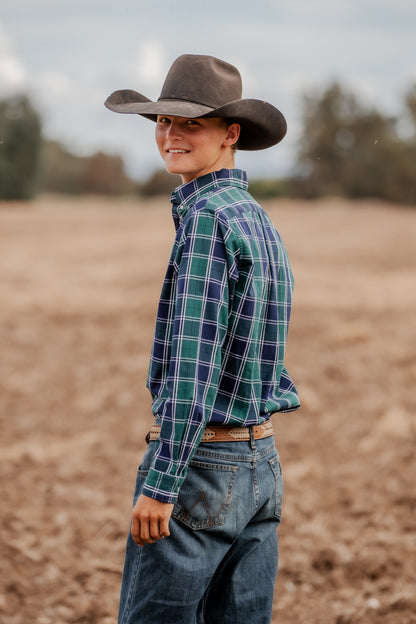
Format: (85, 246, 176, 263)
(144, 169, 300, 503)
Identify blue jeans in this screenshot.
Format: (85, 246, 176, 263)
(118, 431, 283, 624)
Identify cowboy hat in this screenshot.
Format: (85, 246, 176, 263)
(104, 54, 287, 150)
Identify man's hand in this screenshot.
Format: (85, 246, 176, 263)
(131, 494, 175, 547)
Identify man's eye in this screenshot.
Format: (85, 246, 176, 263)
(158, 117, 170, 123)
(186, 119, 200, 126)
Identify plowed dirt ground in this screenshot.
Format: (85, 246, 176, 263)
(1, 195, 415, 623)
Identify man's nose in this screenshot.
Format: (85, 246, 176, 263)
(167, 121, 183, 139)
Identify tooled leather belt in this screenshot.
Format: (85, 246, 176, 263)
(145, 419, 274, 444)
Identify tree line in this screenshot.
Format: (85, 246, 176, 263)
(250, 81, 416, 205)
(1, 83, 415, 204)
(0, 95, 181, 200)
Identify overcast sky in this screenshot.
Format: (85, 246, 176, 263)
(1, 0, 415, 180)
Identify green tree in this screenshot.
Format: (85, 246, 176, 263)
(0, 95, 42, 199)
(296, 83, 362, 196)
(248, 178, 291, 200)
(295, 82, 416, 204)
(40, 140, 86, 194)
(404, 83, 416, 133)
(40, 141, 135, 195)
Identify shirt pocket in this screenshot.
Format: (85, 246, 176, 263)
(172, 460, 238, 531)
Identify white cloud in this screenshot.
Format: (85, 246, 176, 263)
(134, 41, 168, 93)
(365, 0, 416, 10)
(0, 22, 27, 94)
(36, 71, 73, 99)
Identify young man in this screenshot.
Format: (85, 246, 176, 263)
(105, 54, 300, 624)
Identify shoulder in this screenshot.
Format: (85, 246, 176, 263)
(186, 185, 261, 228)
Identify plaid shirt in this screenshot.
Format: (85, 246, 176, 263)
(144, 169, 299, 503)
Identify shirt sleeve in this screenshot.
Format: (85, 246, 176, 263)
(142, 207, 232, 503)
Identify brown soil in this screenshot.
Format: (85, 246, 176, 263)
(1, 194, 415, 624)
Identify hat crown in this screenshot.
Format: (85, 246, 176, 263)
(158, 54, 242, 110)
(105, 54, 287, 150)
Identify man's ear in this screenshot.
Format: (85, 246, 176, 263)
(223, 123, 241, 147)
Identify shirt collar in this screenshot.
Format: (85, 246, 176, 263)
(171, 169, 248, 228)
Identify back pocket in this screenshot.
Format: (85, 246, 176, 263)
(268, 456, 283, 521)
(173, 460, 238, 530)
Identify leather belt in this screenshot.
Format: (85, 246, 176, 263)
(145, 419, 274, 444)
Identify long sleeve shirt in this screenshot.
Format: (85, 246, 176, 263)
(143, 168, 300, 503)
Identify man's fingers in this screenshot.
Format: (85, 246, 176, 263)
(130, 494, 174, 546)
(131, 520, 157, 546)
(131, 514, 160, 546)
(149, 516, 162, 541)
(159, 516, 171, 538)
(140, 516, 151, 542)
(131, 516, 144, 547)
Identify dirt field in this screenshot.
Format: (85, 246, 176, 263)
(1, 194, 415, 624)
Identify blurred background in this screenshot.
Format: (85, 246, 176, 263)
(1, 2, 416, 624)
(1, 0, 416, 202)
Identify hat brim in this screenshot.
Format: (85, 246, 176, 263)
(105, 90, 287, 150)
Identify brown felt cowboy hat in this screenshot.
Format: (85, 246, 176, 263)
(104, 54, 287, 150)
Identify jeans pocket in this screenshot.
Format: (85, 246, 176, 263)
(268, 456, 283, 521)
(172, 460, 238, 530)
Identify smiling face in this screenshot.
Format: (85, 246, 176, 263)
(155, 115, 240, 184)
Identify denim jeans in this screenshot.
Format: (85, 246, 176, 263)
(118, 431, 283, 624)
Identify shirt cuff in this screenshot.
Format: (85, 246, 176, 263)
(142, 467, 185, 504)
